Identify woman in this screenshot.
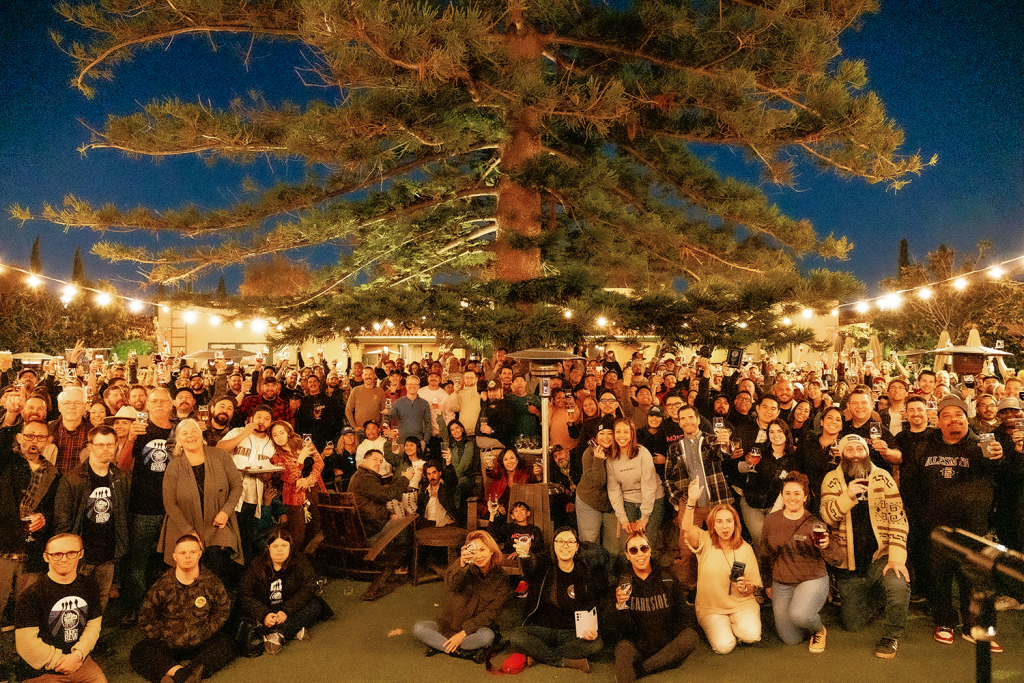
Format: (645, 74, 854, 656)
(506, 527, 604, 672)
(607, 532, 697, 683)
(413, 530, 509, 660)
(574, 417, 619, 556)
(269, 420, 326, 550)
(442, 419, 477, 514)
(239, 529, 331, 654)
(797, 407, 844, 515)
(549, 390, 579, 454)
(680, 481, 761, 655)
(789, 400, 813, 447)
(737, 419, 800, 556)
(161, 419, 244, 582)
(606, 418, 666, 553)
(88, 400, 107, 427)
(478, 447, 535, 519)
(762, 472, 841, 651)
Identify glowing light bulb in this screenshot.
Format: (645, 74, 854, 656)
(989, 266, 1004, 278)
(209, 315, 221, 326)
(26, 275, 41, 288)
(831, 309, 839, 317)
(781, 317, 792, 325)
(251, 319, 267, 333)
(95, 292, 112, 306)
(802, 309, 813, 319)
(918, 288, 932, 299)
(596, 317, 607, 327)
(182, 311, 197, 323)
(564, 310, 572, 319)
(234, 320, 243, 328)
(855, 302, 869, 313)
(62, 285, 77, 298)
(953, 278, 967, 290)
(128, 300, 144, 313)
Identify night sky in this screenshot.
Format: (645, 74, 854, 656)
(1, 1, 1021, 303)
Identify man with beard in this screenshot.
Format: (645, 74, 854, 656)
(840, 388, 900, 473)
(172, 390, 198, 423)
(294, 375, 337, 450)
(54, 426, 130, 614)
(345, 368, 384, 435)
(914, 369, 939, 403)
(119, 388, 176, 623)
(2, 392, 49, 434)
(881, 378, 910, 435)
(355, 420, 392, 479)
(0, 420, 60, 626)
(203, 396, 236, 444)
(239, 376, 293, 424)
(127, 385, 150, 413)
(416, 459, 458, 528)
(900, 395, 1005, 653)
(820, 434, 909, 660)
(101, 386, 126, 417)
(219, 407, 275, 563)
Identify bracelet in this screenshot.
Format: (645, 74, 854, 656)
(685, 504, 696, 509)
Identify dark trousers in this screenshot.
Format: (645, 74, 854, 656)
(237, 502, 259, 567)
(614, 630, 698, 683)
(130, 632, 236, 683)
(263, 596, 326, 640)
(507, 625, 603, 666)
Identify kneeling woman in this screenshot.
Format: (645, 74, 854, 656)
(762, 471, 842, 652)
(239, 528, 332, 654)
(413, 530, 509, 660)
(507, 527, 604, 673)
(681, 481, 762, 654)
(606, 532, 697, 683)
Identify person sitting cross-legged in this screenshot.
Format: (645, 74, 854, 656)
(129, 534, 235, 683)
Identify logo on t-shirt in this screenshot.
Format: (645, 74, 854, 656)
(48, 596, 89, 644)
(87, 487, 112, 524)
(270, 578, 283, 605)
(143, 439, 169, 473)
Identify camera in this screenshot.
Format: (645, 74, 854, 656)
(728, 560, 746, 583)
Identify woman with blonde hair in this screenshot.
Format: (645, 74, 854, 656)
(413, 530, 509, 661)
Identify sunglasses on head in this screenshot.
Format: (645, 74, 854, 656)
(627, 544, 651, 555)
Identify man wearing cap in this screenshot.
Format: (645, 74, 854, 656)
(881, 378, 910, 435)
(324, 426, 359, 492)
(840, 386, 901, 472)
(219, 406, 276, 565)
(820, 434, 909, 659)
(900, 395, 1005, 652)
(479, 381, 515, 449)
(172, 389, 198, 424)
(238, 375, 294, 424)
(969, 393, 1000, 434)
(203, 396, 237, 444)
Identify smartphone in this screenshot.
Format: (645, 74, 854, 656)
(729, 560, 747, 583)
(540, 377, 551, 397)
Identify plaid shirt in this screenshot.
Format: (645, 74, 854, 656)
(48, 419, 91, 474)
(238, 394, 294, 424)
(664, 432, 734, 510)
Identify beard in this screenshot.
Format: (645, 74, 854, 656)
(213, 412, 230, 426)
(841, 457, 871, 481)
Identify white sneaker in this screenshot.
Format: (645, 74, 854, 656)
(264, 632, 284, 654)
(294, 627, 311, 642)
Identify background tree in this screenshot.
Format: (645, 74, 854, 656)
(29, 236, 42, 274)
(16, 0, 929, 349)
(71, 247, 88, 286)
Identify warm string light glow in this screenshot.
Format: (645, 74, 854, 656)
(841, 251, 1023, 313)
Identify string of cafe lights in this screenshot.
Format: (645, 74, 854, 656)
(837, 253, 1024, 315)
(0, 261, 274, 333)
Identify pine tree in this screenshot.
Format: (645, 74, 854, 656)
(216, 276, 227, 301)
(29, 236, 41, 274)
(15, 0, 932, 348)
(72, 247, 87, 285)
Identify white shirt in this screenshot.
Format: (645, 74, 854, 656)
(227, 428, 273, 513)
(355, 436, 392, 477)
(418, 386, 452, 426)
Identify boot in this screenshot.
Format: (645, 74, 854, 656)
(561, 658, 591, 673)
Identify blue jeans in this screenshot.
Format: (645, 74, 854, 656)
(413, 621, 495, 651)
(618, 497, 666, 553)
(834, 557, 910, 639)
(507, 625, 603, 666)
(771, 576, 829, 645)
(123, 513, 165, 611)
(575, 496, 619, 558)
(739, 498, 771, 558)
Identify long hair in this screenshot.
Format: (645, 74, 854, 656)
(464, 530, 503, 574)
(253, 528, 294, 584)
(495, 448, 528, 483)
(448, 419, 468, 444)
(269, 420, 302, 457)
(402, 436, 423, 464)
(608, 417, 639, 461)
(707, 503, 744, 550)
(766, 418, 795, 456)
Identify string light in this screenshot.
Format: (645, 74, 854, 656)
(182, 311, 197, 324)
(989, 266, 1004, 278)
(802, 309, 813, 319)
(564, 310, 572, 319)
(128, 300, 144, 313)
(918, 287, 932, 299)
(95, 292, 112, 306)
(953, 277, 968, 290)
(26, 275, 41, 287)
(209, 315, 221, 325)
(596, 316, 607, 327)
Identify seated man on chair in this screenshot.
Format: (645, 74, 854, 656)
(416, 459, 459, 528)
(348, 450, 419, 542)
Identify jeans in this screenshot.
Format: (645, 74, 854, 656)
(575, 496, 620, 558)
(613, 629, 698, 683)
(739, 497, 771, 558)
(617, 497, 667, 554)
(267, 596, 326, 640)
(123, 513, 165, 612)
(78, 561, 115, 613)
(413, 621, 495, 651)
(130, 631, 236, 683)
(507, 625, 603, 666)
(834, 556, 910, 639)
(771, 576, 829, 645)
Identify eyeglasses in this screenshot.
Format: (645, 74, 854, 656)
(553, 540, 578, 547)
(627, 544, 651, 555)
(599, 399, 617, 404)
(61, 401, 86, 407)
(665, 402, 683, 408)
(45, 550, 83, 561)
(21, 434, 49, 441)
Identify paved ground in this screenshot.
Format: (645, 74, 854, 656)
(2, 577, 1022, 683)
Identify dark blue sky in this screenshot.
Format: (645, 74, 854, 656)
(1, 1, 1021, 301)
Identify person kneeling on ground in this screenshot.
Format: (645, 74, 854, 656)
(239, 528, 332, 655)
(130, 534, 235, 683)
(413, 530, 509, 662)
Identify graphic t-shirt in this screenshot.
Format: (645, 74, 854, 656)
(269, 576, 283, 606)
(82, 469, 114, 564)
(227, 430, 274, 509)
(130, 423, 175, 515)
(15, 574, 101, 672)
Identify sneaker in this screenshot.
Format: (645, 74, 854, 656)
(264, 632, 284, 655)
(933, 626, 955, 645)
(294, 627, 311, 642)
(809, 626, 827, 653)
(962, 631, 1003, 654)
(995, 595, 1022, 611)
(515, 581, 530, 598)
(875, 637, 899, 659)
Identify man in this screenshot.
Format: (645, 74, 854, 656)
(0, 420, 60, 626)
(130, 535, 234, 683)
(728, 390, 755, 425)
(820, 434, 909, 659)
(772, 376, 797, 422)
(900, 395, 1005, 652)
(418, 370, 451, 424)
(663, 405, 733, 591)
(841, 387, 901, 472)
(2, 392, 49, 432)
(294, 375, 338, 450)
(203, 396, 236, 444)
(118, 387, 175, 622)
(881, 378, 910, 435)
(171, 389, 197, 423)
(238, 376, 293, 424)
(915, 369, 938, 402)
(218, 406, 275, 563)
(498, 366, 514, 394)
(347, 450, 416, 541)
(506, 374, 541, 440)
(354, 420, 392, 478)
(390, 374, 432, 447)
(280, 368, 302, 403)
(969, 394, 1000, 434)
(732, 394, 781, 454)
(49, 388, 92, 475)
(54, 425, 129, 613)
(992, 397, 1024, 556)
(14, 534, 104, 682)
(893, 396, 934, 473)
(126, 385, 150, 413)
(100, 386, 125, 417)
(416, 459, 458, 528)
(447, 370, 482, 436)
(345, 368, 384, 434)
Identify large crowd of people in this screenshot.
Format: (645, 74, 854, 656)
(0, 341, 1022, 681)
